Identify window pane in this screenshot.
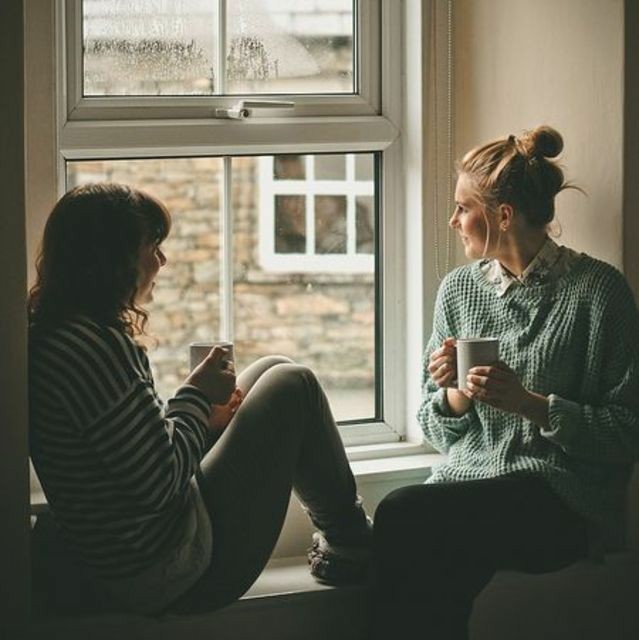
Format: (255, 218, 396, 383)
(275, 195, 306, 253)
(235, 154, 376, 422)
(315, 195, 347, 254)
(226, 0, 354, 94)
(274, 155, 305, 180)
(66, 152, 376, 423)
(314, 155, 346, 180)
(82, 0, 355, 97)
(66, 158, 224, 401)
(355, 154, 374, 181)
(82, 0, 218, 96)
(356, 195, 374, 254)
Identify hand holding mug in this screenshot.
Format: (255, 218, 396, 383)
(185, 346, 236, 405)
(428, 338, 458, 388)
(465, 361, 528, 413)
(209, 387, 244, 434)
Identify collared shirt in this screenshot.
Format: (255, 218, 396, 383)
(479, 237, 580, 296)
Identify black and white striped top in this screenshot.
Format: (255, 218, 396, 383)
(29, 316, 212, 579)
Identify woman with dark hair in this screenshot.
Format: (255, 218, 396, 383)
(28, 183, 371, 616)
(369, 126, 639, 639)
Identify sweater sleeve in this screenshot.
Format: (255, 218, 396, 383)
(417, 279, 479, 453)
(541, 273, 639, 463)
(48, 322, 212, 511)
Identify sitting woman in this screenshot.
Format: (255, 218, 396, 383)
(369, 125, 639, 640)
(28, 183, 370, 616)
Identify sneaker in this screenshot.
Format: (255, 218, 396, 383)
(307, 526, 372, 586)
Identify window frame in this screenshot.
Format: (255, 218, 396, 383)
(50, 0, 412, 448)
(63, 0, 381, 121)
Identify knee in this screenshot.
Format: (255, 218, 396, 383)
(262, 362, 317, 398)
(251, 355, 294, 371)
(374, 486, 418, 533)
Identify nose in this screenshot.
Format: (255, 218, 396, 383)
(158, 248, 167, 267)
(449, 210, 459, 229)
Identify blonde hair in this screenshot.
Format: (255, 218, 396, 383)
(458, 125, 573, 228)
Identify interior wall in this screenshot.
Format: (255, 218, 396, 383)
(453, 0, 624, 269)
(0, 0, 31, 628)
(624, 0, 639, 298)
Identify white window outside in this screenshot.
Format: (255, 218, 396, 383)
(258, 153, 375, 273)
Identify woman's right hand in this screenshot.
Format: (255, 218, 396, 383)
(429, 337, 473, 416)
(428, 338, 458, 388)
(185, 346, 236, 405)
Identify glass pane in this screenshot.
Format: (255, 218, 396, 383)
(233, 154, 376, 422)
(82, 0, 218, 96)
(226, 0, 354, 94)
(356, 195, 374, 254)
(275, 195, 306, 253)
(274, 155, 305, 180)
(315, 195, 347, 254)
(355, 154, 374, 181)
(314, 155, 346, 181)
(66, 158, 224, 401)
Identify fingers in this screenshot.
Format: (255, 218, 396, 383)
(206, 346, 232, 366)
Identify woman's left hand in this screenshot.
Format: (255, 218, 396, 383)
(464, 361, 529, 414)
(208, 387, 244, 433)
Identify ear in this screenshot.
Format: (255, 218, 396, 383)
(498, 203, 514, 230)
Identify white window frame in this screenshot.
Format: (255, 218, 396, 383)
(258, 153, 375, 273)
(63, 0, 381, 121)
(50, 0, 414, 449)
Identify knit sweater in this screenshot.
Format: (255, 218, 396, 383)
(29, 316, 213, 594)
(418, 254, 639, 547)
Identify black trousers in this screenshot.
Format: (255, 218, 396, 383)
(369, 475, 588, 640)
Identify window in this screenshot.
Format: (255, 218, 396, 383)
(67, 154, 377, 421)
(258, 153, 375, 273)
(53, 0, 405, 447)
(81, 0, 355, 96)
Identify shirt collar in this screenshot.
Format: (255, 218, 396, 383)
(479, 237, 568, 297)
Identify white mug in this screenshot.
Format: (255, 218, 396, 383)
(189, 341, 234, 371)
(456, 338, 499, 390)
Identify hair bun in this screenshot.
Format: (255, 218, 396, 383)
(520, 125, 564, 159)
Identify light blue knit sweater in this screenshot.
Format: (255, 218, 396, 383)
(418, 254, 639, 548)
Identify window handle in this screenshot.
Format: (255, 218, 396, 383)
(215, 100, 295, 120)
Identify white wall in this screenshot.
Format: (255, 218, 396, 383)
(454, 0, 624, 269)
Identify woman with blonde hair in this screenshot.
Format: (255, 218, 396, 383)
(28, 183, 371, 615)
(370, 126, 639, 639)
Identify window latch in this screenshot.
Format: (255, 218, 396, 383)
(215, 100, 295, 120)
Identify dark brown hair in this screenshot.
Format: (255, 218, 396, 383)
(458, 125, 574, 228)
(27, 183, 171, 337)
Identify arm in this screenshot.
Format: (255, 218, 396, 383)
(53, 323, 213, 511)
(539, 276, 639, 463)
(417, 284, 479, 453)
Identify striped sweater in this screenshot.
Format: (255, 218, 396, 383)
(419, 254, 639, 548)
(29, 316, 212, 580)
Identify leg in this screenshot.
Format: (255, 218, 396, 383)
(170, 359, 367, 613)
(369, 476, 588, 640)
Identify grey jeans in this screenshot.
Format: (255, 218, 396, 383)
(169, 356, 367, 613)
